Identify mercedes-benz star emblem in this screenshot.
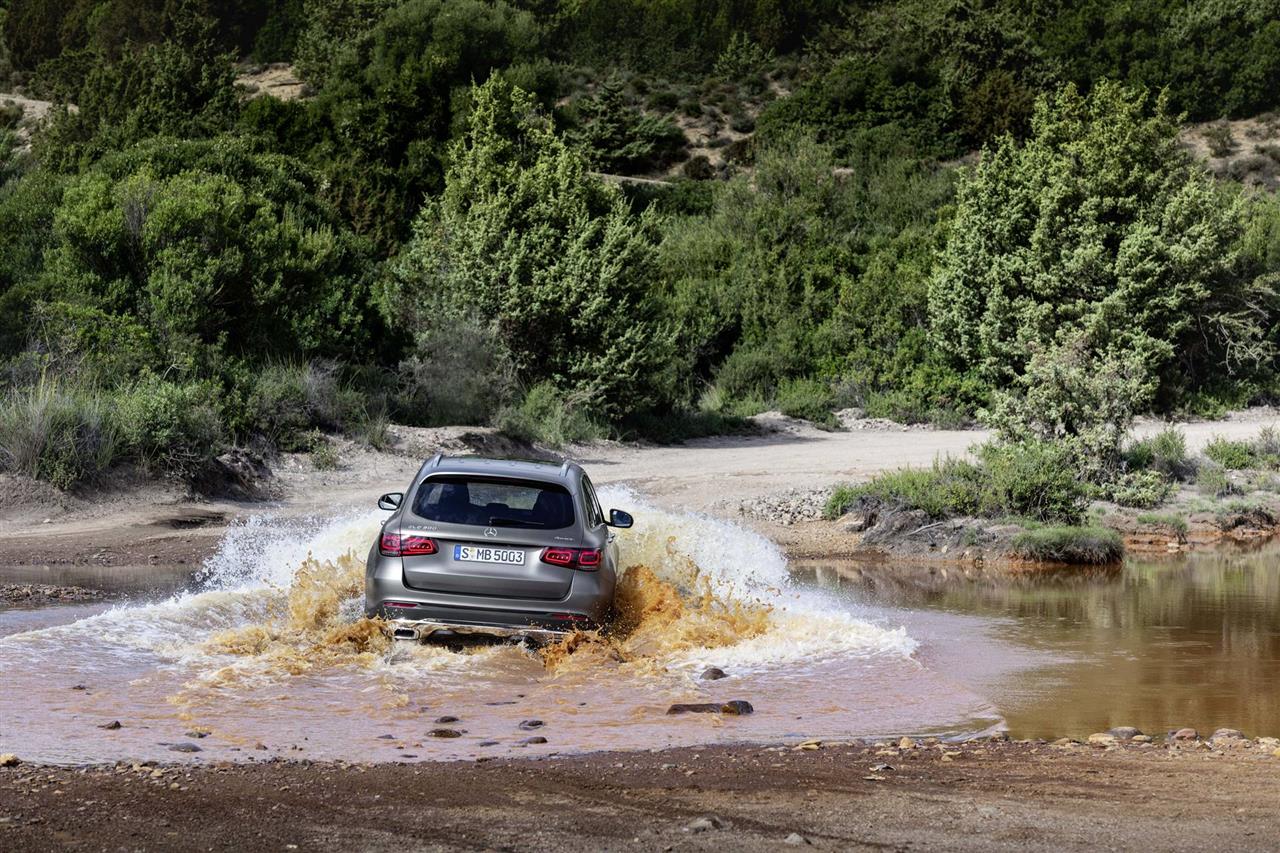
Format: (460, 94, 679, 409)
(484, 527, 498, 538)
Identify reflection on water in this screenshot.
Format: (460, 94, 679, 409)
(797, 545, 1280, 738)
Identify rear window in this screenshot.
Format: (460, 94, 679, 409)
(412, 476, 576, 530)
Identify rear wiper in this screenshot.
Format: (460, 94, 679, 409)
(488, 516, 544, 528)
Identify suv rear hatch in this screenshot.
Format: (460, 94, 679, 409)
(398, 475, 579, 600)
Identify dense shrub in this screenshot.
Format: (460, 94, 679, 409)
(933, 83, 1275, 463)
(1204, 436, 1259, 470)
(1126, 427, 1194, 481)
(116, 377, 223, 479)
(0, 378, 121, 488)
(496, 381, 605, 447)
(566, 76, 686, 174)
(384, 77, 674, 420)
(1010, 525, 1123, 564)
(1106, 470, 1175, 509)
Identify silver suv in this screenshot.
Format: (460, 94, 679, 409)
(365, 454, 633, 643)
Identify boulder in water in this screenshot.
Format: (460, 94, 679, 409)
(700, 667, 727, 681)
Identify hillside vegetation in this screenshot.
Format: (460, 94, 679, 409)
(2, 0, 1280, 500)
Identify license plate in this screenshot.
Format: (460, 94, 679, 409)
(454, 545, 525, 566)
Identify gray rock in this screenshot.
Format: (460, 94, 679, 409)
(1171, 727, 1199, 741)
(700, 667, 727, 681)
(184, 730, 209, 739)
(667, 703, 723, 715)
(98, 720, 122, 730)
(376, 734, 396, 740)
(168, 743, 202, 753)
(784, 833, 811, 846)
(519, 736, 548, 745)
(434, 715, 459, 724)
(1107, 727, 1143, 740)
(429, 729, 463, 739)
(517, 719, 544, 730)
(686, 816, 727, 833)
(721, 700, 754, 715)
(478, 740, 499, 747)
(1210, 728, 1245, 741)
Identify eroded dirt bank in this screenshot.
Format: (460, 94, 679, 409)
(3, 740, 1278, 852)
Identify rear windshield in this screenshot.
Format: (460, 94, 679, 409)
(412, 476, 575, 529)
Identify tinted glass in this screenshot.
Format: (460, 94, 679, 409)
(412, 477, 575, 529)
(581, 476, 604, 527)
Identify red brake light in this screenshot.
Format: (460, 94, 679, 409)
(539, 547, 601, 570)
(541, 547, 575, 567)
(380, 534, 437, 557)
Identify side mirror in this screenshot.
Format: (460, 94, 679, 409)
(378, 492, 403, 511)
(608, 509, 634, 529)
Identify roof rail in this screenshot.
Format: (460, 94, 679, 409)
(429, 451, 444, 468)
(559, 459, 572, 478)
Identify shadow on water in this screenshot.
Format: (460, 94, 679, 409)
(793, 544, 1280, 738)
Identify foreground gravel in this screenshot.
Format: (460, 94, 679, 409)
(3, 737, 1278, 851)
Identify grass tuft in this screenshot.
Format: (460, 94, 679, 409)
(1010, 525, 1124, 564)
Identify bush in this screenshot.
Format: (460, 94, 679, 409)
(0, 378, 121, 488)
(1010, 525, 1124, 564)
(1204, 436, 1258, 470)
(1136, 512, 1189, 537)
(308, 431, 339, 470)
(395, 317, 516, 426)
(116, 378, 223, 480)
(1196, 463, 1237, 498)
(932, 82, 1272, 421)
(1107, 470, 1174, 509)
(245, 362, 362, 451)
(496, 381, 605, 447)
(1126, 427, 1194, 480)
(977, 441, 1089, 524)
(774, 377, 836, 427)
(826, 439, 1088, 524)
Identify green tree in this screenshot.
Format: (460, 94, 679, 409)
(383, 76, 673, 419)
(930, 82, 1274, 432)
(567, 75, 685, 174)
(36, 136, 378, 373)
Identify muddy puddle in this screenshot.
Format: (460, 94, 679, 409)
(797, 546, 1280, 739)
(0, 492, 1000, 765)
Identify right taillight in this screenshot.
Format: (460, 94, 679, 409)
(540, 547, 602, 571)
(380, 533, 437, 557)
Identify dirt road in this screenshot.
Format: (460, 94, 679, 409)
(3, 740, 1278, 851)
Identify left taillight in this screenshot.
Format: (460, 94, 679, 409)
(380, 533, 437, 557)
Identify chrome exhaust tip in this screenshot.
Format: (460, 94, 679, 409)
(392, 627, 419, 641)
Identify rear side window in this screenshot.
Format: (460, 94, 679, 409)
(412, 476, 575, 529)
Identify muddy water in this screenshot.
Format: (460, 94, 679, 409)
(797, 546, 1280, 739)
(0, 493, 1000, 765)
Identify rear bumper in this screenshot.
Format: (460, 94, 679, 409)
(387, 617, 570, 643)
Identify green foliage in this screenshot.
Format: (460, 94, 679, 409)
(395, 316, 516, 427)
(0, 377, 121, 489)
(1196, 462, 1237, 498)
(1204, 436, 1257, 470)
(308, 430, 339, 470)
(774, 377, 837, 427)
(1106, 470, 1174, 509)
(384, 77, 674, 420)
(243, 362, 364, 451)
(1126, 427, 1194, 481)
(496, 381, 605, 447)
(826, 440, 1088, 524)
(567, 76, 686, 174)
(116, 377, 223, 479)
(713, 32, 774, 81)
(38, 136, 378, 371)
(933, 82, 1275, 463)
(1010, 525, 1123, 564)
(1136, 512, 1189, 537)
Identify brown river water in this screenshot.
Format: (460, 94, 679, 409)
(2, 491, 1277, 764)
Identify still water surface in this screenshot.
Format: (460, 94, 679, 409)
(796, 545, 1280, 739)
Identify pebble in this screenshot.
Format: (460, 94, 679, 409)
(667, 703, 722, 715)
(519, 736, 547, 745)
(700, 667, 727, 681)
(434, 716, 459, 724)
(98, 720, 122, 730)
(737, 489, 828, 526)
(428, 729, 462, 739)
(185, 730, 210, 739)
(376, 734, 396, 740)
(1171, 728, 1199, 741)
(898, 737, 916, 750)
(1087, 733, 1118, 746)
(784, 833, 811, 846)
(478, 740, 499, 747)
(517, 719, 544, 730)
(0, 754, 19, 767)
(721, 700, 753, 715)
(168, 743, 201, 753)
